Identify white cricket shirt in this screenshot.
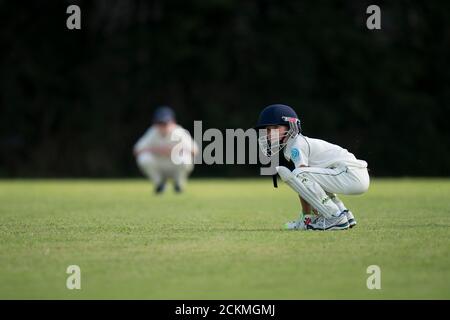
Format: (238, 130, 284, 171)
(133, 125, 198, 159)
(283, 134, 367, 169)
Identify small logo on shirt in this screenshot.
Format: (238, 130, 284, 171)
(291, 148, 300, 162)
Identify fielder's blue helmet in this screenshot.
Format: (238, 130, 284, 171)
(153, 106, 175, 123)
(255, 104, 301, 132)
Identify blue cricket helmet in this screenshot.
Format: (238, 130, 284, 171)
(152, 106, 175, 123)
(255, 104, 301, 132)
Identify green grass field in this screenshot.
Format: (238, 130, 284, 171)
(0, 178, 449, 299)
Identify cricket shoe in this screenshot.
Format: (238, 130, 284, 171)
(306, 213, 349, 231)
(344, 210, 357, 228)
(155, 181, 167, 194)
(284, 215, 314, 231)
(174, 183, 183, 193)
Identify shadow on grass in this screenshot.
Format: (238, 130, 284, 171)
(166, 227, 284, 233)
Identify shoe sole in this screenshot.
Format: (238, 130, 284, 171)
(306, 221, 350, 231)
(284, 226, 306, 231)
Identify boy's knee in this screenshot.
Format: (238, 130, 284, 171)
(175, 162, 194, 173)
(137, 153, 156, 168)
(359, 179, 370, 194)
(353, 169, 370, 194)
(348, 178, 370, 195)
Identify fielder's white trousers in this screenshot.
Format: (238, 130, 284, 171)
(136, 152, 194, 187)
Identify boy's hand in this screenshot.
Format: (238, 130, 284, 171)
(134, 146, 173, 157)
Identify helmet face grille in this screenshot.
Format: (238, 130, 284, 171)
(257, 115, 301, 157)
(258, 129, 296, 157)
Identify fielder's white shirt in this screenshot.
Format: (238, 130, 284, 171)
(134, 125, 198, 162)
(284, 134, 367, 169)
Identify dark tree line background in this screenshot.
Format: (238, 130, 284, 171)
(1, 0, 449, 177)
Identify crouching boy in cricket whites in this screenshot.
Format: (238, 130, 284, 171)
(255, 104, 370, 231)
(133, 106, 199, 194)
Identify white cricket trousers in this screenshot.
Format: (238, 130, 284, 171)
(292, 165, 370, 195)
(136, 152, 194, 187)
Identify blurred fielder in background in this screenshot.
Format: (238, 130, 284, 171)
(133, 106, 199, 194)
